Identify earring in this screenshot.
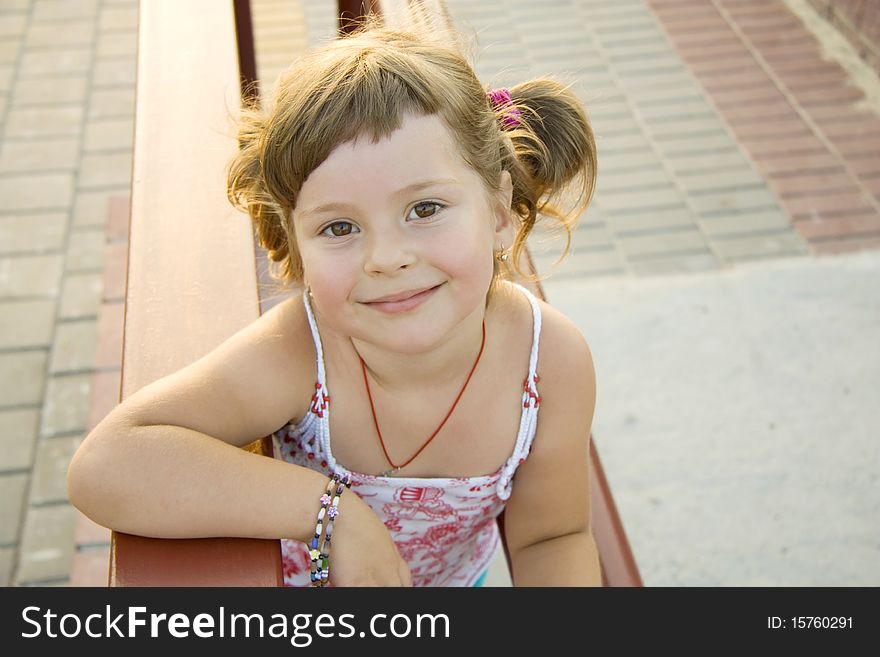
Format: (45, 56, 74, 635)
(495, 243, 509, 263)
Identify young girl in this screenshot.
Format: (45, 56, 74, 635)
(67, 18, 600, 587)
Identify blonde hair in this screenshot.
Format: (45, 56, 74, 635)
(227, 16, 596, 286)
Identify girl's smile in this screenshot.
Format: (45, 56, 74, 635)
(361, 282, 445, 314)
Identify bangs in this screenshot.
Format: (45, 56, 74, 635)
(260, 35, 456, 209)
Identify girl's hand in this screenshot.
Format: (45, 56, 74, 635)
(330, 492, 412, 587)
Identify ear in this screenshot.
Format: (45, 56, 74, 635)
(491, 169, 515, 250)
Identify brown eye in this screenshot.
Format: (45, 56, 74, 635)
(410, 202, 442, 220)
(322, 221, 355, 238)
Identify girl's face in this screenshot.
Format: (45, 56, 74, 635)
(292, 112, 512, 354)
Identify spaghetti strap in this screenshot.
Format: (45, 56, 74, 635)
(301, 289, 327, 388)
(495, 283, 543, 500)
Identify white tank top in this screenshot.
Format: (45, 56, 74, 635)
(272, 282, 543, 586)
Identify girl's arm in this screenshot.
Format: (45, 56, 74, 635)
(500, 302, 601, 586)
(67, 294, 411, 585)
(67, 295, 327, 540)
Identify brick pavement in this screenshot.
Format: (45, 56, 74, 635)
(0, 0, 877, 586)
(0, 0, 137, 585)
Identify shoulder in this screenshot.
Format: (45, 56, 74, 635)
(250, 292, 317, 419)
(535, 295, 596, 396)
(494, 280, 596, 431)
(118, 290, 318, 446)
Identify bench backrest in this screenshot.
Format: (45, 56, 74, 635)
(110, 0, 279, 586)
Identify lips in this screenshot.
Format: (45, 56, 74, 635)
(365, 285, 441, 304)
(362, 283, 443, 314)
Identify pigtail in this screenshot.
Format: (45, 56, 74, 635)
(501, 78, 597, 281)
(226, 104, 302, 285)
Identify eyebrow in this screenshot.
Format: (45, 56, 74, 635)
(298, 178, 460, 219)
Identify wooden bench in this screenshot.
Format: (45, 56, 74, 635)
(110, 0, 641, 587)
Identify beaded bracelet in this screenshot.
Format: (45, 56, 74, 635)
(320, 474, 351, 586)
(309, 476, 337, 587)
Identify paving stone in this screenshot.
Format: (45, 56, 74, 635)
(92, 58, 135, 87)
(605, 42, 672, 60)
(534, 246, 629, 279)
(0, 473, 28, 543)
(40, 373, 91, 436)
(598, 148, 657, 172)
(3, 105, 83, 138)
(699, 210, 794, 238)
(649, 118, 727, 139)
(596, 132, 653, 153)
(0, 212, 67, 255)
(627, 85, 705, 104)
(94, 301, 123, 370)
(617, 227, 709, 259)
(637, 101, 717, 122)
(0, 14, 27, 38)
(25, 20, 96, 48)
(0, 408, 39, 472)
(665, 149, 752, 176)
(603, 206, 696, 235)
(0, 137, 80, 173)
(0, 253, 63, 297)
(15, 503, 76, 584)
(660, 132, 756, 155)
(587, 97, 632, 125)
(96, 31, 137, 58)
(629, 252, 721, 276)
(689, 187, 781, 216)
(0, 298, 54, 348)
(100, 243, 127, 302)
(98, 5, 137, 30)
(87, 370, 121, 432)
(714, 231, 810, 261)
(0, 38, 21, 65)
(49, 319, 98, 373)
(599, 187, 684, 213)
(88, 87, 135, 118)
(0, 172, 73, 212)
(599, 167, 673, 193)
(11, 76, 89, 106)
(32, 0, 99, 21)
(592, 115, 640, 135)
(615, 71, 694, 92)
(78, 151, 132, 188)
(70, 546, 110, 586)
(30, 435, 81, 504)
(678, 169, 767, 194)
(0, 64, 13, 93)
(83, 117, 133, 152)
(612, 56, 685, 77)
(65, 228, 105, 271)
(59, 273, 102, 319)
(0, 351, 47, 407)
(0, 546, 13, 586)
(19, 47, 92, 77)
(72, 189, 116, 227)
(0, 0, 30, 10)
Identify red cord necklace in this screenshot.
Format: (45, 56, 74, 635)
(359, 320, 487, 477)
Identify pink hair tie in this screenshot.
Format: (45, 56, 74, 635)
(487, 87, 522, 130)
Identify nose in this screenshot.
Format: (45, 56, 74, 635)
(363, 226, 417, 275)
